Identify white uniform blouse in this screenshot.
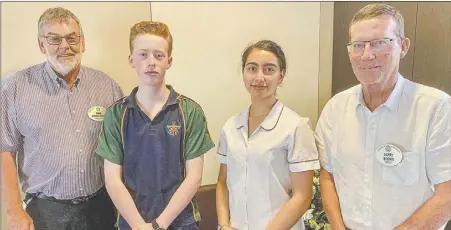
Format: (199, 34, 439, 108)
(216, 100, 320, 230)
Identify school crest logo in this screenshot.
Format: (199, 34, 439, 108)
(166, 121, 181, 136)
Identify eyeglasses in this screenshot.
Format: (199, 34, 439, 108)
(41, 35, 81, 45)
(346, 37, 399, 56)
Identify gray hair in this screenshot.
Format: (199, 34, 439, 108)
(38, 7, 83, 36)
(350, 4, 405, 39)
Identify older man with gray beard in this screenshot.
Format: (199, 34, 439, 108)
(1, 7, 123, 230)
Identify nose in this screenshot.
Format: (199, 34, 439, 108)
(253, 71, 265, 84)
(147, 55, 156, 67)
(361, 42, 376, 60)
(58, 37, 70, 49)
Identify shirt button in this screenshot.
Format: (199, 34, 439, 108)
(79, 188, 83, 191)
(76, 129, 80, 132)
(72, 110, 76, 114)
(79, 149, 83, 153)
(80, 169, 84, 173)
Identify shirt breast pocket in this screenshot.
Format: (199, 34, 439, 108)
(382, 151, 420, 186)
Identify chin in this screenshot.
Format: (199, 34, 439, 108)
(49, 57, 79, 75)
(139, 77, 164, 87)
(356, 73, 385, 85)
(54, 63, 77, 75)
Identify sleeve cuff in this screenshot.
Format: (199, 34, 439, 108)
(319, 158, 333, 172)
(289, 160, 320, 172)
(216, 152, 227, 164)
(430, 171, 451, 185)
(0, 146, 18, 153)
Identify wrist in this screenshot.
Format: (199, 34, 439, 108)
(218, 223, 230, 229)
(6, 205, 23, 214)
(153, 218, 168, 230)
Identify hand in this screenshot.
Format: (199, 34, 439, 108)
(6, 206, 34, 230)
(393, 225, 413, 230)
(133, 223, 154, 230)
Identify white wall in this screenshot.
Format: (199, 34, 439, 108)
(151, 2, 328, 185)
(1, 2, 151, 93)
(1, 2, 151, 229)
(1, 2, 334, 228)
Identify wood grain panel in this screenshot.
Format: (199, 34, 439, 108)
(413, 2, 451, 94)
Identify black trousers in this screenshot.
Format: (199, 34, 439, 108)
(25, 188, 117, 230)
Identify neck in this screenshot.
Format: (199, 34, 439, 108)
(136, 83, 170, 107)
(362, 73, 398, 111)
(53, 64, 81, 87)
(249, 96, 277, 117)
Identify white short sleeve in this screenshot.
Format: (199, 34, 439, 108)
(287, 118, 320, 172)
(315, 101, 334, 172)
(216, 129, 227, 164)
(426, 98, 451, 185)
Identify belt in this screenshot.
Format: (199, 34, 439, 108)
(26, 187, 106, 205)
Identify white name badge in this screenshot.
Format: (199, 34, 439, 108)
(88, 106, 106, 121)
(376, 144, 403, 166)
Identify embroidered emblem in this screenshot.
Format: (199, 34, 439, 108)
(167, 121, 181, 136)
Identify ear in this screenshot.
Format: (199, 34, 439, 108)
(400, 37, 410, 58)
(38, 37, 46, 54)
(167, 56, 173, 69)
(128, 54, 135, 68)
(279, 70, 285, 85)
(80, 36, 86, 53)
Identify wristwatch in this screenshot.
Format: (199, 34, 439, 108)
(151, 219, 166, 230)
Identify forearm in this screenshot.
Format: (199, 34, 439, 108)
(157, 173, 202, 228)
(1, 152, 23, 212)
(267, 195, 311, 230)
(105, 179, 145, 228)
(320, 169, 346, 230)
(395, 193, 451, 230)
(216, 180, 231, 227)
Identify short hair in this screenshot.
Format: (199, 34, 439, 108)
(129, 21, 173, 55)
(350, 4, 405, 39)
(241, 40, 287, 74)
(38, 7, 83, 36)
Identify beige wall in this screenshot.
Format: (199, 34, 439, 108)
(1, 2, 334, 228)
(151, 1, 334, 186)
(1, 2, 151, 93)
(319, 2, 334, 115)
(0, 2, 151, 229)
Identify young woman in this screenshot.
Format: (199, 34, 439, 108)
(216, 40, 320, 230)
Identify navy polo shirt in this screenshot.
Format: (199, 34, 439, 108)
(96, 85, 214, 229)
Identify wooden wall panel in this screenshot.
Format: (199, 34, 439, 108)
(412, 2, 451, 94)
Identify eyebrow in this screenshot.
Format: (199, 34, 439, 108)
(46, 32, 77, 36)
(245, 62, 278, 68)
(137, 49, 165, 53)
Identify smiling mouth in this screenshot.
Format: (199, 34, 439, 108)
(363, 66, 381, 70)
(58, 54, 74, 59)
(252, 85, 267, 89)
(145, 71, 159, 75)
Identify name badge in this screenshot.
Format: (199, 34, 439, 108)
(376, 144, 403, 166)
(88, 106, 106, 121)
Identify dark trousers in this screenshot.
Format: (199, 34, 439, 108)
(170, 222, 200, 230)
(25, 188, 117, 230)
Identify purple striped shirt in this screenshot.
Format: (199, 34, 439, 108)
(1, 62, 124, 199)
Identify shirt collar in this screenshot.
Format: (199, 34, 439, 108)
(124, 85, 180, 108)
(44, 61, 82, 88)
(356, 73, 406, 111)
(235, 100, 284, 131)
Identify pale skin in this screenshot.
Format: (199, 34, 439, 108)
(2, 19, 85, 230)
(216, 49, 314, 230)
(321, 15, 451, 230)
(104, 34, 204, 230)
